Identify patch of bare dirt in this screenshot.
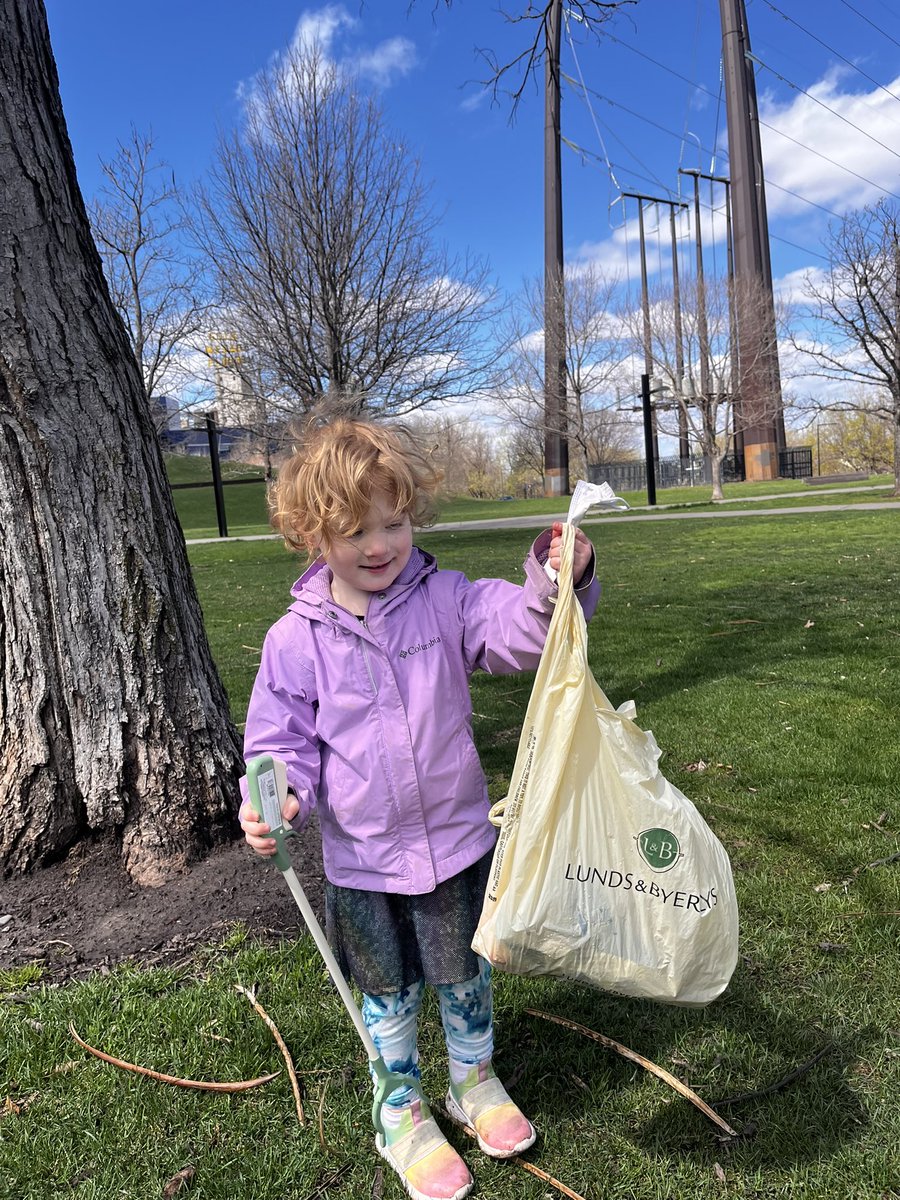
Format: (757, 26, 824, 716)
(0, 820, 325, 984)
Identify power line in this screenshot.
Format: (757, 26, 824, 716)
(710, 57, 726, 178)
(762, 0, 900, 105)
(600, 29, 720, 108)
(837, 0, 900, 51)
(560, 135, 681, 204)
(602, 25, 900, 199)
(562, 71, 719, 168)
(562, 11, 622, 191)
(679, 0, 709, 174)
(676, 173, 829, 266)
(750, 52, 900, 166)
(765, 180, 842, 219)
(564, 66, 855, 226)
(872, 0, 900, 21)
(769, 232, 831, 263)
(757, 113, 900, 204)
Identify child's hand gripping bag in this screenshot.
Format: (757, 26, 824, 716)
(472, 482, 739, 1006)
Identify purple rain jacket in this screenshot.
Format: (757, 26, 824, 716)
(242, 530, 600, 895)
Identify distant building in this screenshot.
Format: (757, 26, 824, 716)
(159, 421, 245, 460)
(206, 335, 257, 427)
(152, 393, 182, 432)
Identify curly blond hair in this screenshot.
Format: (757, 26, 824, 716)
(269, 417, 442, 556)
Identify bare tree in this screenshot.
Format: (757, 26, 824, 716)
(191, 42, 496, 420)
(431, 1, 635, 109)
(496, 265, 637, 481)
(791, 198, 900, 496)
(0, 0, 242, 883)
(409, 412, 506, 497)
(88, 127, 204, 429)
(623, 274, 785, 501)
(504, 425, 546, 491)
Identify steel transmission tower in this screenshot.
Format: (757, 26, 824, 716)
(720, 0, 785, 480)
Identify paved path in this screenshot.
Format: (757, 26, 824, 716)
(184, 483, 898, 545)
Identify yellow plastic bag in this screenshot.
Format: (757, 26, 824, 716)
(472, 484, 739, 1006)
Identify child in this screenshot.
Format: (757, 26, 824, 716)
(240, 417, 598, 1200)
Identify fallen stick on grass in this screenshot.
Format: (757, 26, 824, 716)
(449, 1110, 587, 1200)
(863, 850, 900, 871)
(235, 983, 305, 1125)
(525, 1009, 738, 1137)
(712, 1044, 834, 1108)
(68, 1023, 279, 1092)
(299, 1163, 351, 1200)
(512, 1159, 588, 1200)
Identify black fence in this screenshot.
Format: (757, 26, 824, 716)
(162, 417, 267, 539)
(589, 453, 745, 493)
(779, 446, 813, 479)
(591, 445, 814, 494)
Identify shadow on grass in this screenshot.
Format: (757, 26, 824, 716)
(495, 971, 873, 1175)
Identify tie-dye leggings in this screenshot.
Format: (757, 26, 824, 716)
(361, 957, 492, 1107)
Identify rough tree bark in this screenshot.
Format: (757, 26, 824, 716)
(0, 0, 243, 884)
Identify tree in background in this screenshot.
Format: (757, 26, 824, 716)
(811, 394, 893, 477)
(0, 0, 242, 883)
(624, 274, 786, 501)
(409, 413, 507, 498)
(792, 198, 900, 495)
(191, 41, 496, 420)
(88, 127, 204, 430)
(495, 265, 637, 482)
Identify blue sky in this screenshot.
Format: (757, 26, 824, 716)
(44, 0, 900, 418)
(46, 1, 900, 287)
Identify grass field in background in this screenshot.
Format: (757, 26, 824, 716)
(165, 452, 896, 540)
(3, 510, 899, 1199)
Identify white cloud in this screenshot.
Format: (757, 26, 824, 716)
(758, 66, 900, 216)
(460, 87, 490, 114)
(571, 198, 729, 286)
(289, 5, 415, 89)
(353, 37, 417, 87)
(773, 266, 828, 305)
(238, 4, 417, 106)
(290, 6, 356, 58)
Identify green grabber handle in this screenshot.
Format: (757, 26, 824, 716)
(244, 755, 425, 1137)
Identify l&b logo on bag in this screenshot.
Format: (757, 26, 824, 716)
(637, 828, 681, 872)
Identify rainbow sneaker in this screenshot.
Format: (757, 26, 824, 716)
(376, 1098, 473, 1200)
(445, 1063, 536, 1159)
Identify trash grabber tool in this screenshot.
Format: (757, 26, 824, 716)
(244, 754, 426, 1136)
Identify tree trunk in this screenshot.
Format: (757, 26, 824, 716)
(0, 0, 242, 884)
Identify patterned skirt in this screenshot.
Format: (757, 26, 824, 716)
(325, 851, 493, 995)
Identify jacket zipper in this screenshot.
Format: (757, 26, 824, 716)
(359, 622, 379, 695)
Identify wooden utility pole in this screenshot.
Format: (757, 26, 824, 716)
(719, 0, 784, 479)
(543, 0, 569, 496)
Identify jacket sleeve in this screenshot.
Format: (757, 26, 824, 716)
(453, 529, 600, 676)
(240, 620, 321, 830)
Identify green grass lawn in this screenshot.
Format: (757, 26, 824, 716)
(3, 510, 899, 1199)
(165, 452, 896, 540)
